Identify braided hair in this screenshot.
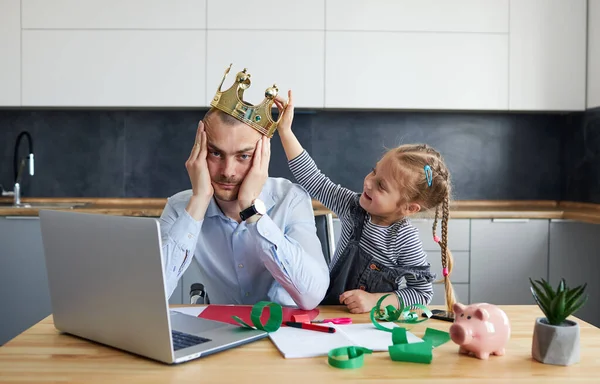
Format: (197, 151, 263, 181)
(384, 144, 457, 312)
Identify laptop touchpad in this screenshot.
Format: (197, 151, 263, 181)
(170, 311, 231, 335)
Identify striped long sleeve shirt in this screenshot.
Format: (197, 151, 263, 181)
(288, 150, 434, 306)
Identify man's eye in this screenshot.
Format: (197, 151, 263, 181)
(240, 154, 251, 160)
(210, 151, 221, 157)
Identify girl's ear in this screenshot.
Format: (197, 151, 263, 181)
(406, 203, 421, 214)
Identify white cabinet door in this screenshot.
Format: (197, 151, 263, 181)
(0, 0, 20, 106)
(588, 0, 600, 109)
(22, 30, 206, 107)
(207, 0, 324, 30)
(207, 31, 325, 108)
(509, 0, 587, 111)
(326, 0, 508, 33)
(325, 32, 508, 110)
(22, 0, 205, 29)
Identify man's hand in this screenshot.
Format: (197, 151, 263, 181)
(339, 290, 380, 314)
(185, 120, 213, 220)
(237, 135, 271, 217)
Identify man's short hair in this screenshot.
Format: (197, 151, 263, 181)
(204, 107, 244, 126)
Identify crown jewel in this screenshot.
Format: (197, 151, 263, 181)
(210, 64, 284, 138)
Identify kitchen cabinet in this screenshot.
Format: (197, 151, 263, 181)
(207, 0, 324, 30)
(22, 0, 205, 29)
(326, 0, 509, 33)
(411, 218, 471, 305)
(22, 30, 206, 107)
(549, 219, 600, 327)
(470, 219, 549, 305)
(588, 0, 600, 109)
(206, 31, 325, 108)
(0, 216, 51, 345)
(509, 0, 587, 111)
(325, 32, 508, 110)
(0, 0, 20, 106)
(431, 283, 470, 306)
(324, 0, 508, 110)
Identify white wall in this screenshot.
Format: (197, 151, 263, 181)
(0, 0, 21, 106)
(588, 0, 600, 108)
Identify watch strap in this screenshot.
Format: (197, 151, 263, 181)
(240, 205, 258, 221)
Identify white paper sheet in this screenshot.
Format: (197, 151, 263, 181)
(169, 306, 207, 317)
(268, 321, 423, 359)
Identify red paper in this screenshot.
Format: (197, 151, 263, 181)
(198, 304, 319, 327)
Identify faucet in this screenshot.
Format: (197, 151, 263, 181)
(12, 131, 35, 206)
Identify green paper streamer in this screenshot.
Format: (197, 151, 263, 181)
(389, 340, 433, 364)
(422, 327, 451, 348)
(392, 327, 408, 344)
(232, 301, 283, 332)
(370, 294, 433, 332)
(328, 346, 373, 369)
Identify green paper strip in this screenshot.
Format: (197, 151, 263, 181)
(422, 327, 451, 348)
(328, 346, 373, 369)
(389, 340, 433, 364)
(232, 301, 283, 332)
(392, 327, 408, 344)
(370, 294, 433, 332)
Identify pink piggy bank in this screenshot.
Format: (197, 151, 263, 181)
(449, 303, 511, 360)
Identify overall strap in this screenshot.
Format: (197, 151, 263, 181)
(348, 195, 367, 243)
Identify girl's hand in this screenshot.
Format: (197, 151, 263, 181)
(274, 90, 294, 136)
(339, 290, 379, 314)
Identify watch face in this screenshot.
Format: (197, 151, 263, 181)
(254, 199, 266, 215)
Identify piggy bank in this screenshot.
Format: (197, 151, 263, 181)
(449, 303, 511, 360)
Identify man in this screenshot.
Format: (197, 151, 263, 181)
(158, 65, 329, 310)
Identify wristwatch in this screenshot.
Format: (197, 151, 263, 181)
(239, 199, 267, 221)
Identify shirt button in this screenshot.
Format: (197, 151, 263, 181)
(238, 264, 244, 268)
(264, 231, 270, 236)
(245, 292, 250, 297)
(188, 233, 193, 239)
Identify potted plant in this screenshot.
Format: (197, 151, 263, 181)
(529, 277, 588, 366)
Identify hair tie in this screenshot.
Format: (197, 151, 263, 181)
(424, 165, 433, 187)
(442, 267, 449, 277)
(433, 235, 440, 243)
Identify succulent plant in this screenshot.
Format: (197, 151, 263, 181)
(529, 278, 588, 326)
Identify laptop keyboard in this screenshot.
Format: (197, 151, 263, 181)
(171, 330, 211, 351)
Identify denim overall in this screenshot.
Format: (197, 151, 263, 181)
(320, 195, 436, 305)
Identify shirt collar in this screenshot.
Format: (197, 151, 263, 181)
(204, 185, 276, 219)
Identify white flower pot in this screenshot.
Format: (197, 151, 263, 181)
(532, 317, 580, 366)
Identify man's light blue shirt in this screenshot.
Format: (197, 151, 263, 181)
(158, 177, 330, 310)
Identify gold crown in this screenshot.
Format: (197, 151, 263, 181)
(210, 64, 285, 138)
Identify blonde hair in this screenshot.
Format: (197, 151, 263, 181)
(384, 144, 457, 312)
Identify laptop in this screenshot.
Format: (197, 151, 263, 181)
(38, 209, 268, 364)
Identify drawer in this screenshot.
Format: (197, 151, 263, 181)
(431, 283, 470, 305)
(411, 218, 470, 251)
(426, 251, 469, 283)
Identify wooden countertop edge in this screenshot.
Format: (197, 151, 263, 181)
(1, 198, 600, 223)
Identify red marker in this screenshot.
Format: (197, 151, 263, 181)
(285, 321, 336, 333)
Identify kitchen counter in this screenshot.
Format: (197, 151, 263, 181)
(1, 197, 600, 224)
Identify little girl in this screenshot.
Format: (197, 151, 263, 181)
(274, 91, 456, 314)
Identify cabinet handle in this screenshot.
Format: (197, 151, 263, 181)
(491, 218, 530, 223)
(550, 219, 574, 223)
(5, 216, 40, 220)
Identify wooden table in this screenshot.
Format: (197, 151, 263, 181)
(1, 305, 599, 383)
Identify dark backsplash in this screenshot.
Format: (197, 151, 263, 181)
(0, 108, 572, 201)
(562, 108, 600, 203)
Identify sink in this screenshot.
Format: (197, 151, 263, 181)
(0, 202, 90, 209)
